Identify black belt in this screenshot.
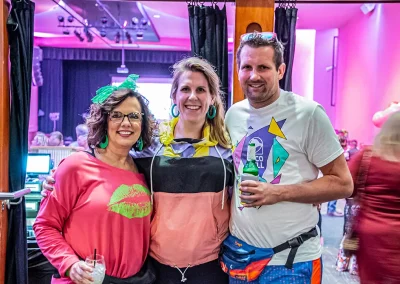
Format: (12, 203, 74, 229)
(273, 227, 319, 269)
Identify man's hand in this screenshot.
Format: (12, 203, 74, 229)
(68, 261, 94, 284)
(239, 180, 282, 207)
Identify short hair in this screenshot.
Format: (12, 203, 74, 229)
(86, 89, 153, 151)
(50, 131, 63, 141)
(75, 124, 88, 137)
(236, 34, 285, 71)
(170, 57, 230, 149)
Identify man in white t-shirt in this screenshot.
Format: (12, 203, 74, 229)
(221, 32, 353, 283)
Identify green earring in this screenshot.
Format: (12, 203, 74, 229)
(136, 136, 143, 151)
(171, 104, 180, 118)
(207, 105, 217, 120)
(99, 134, 109, 149)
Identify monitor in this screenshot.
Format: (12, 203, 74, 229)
(26, 153, 51, 175)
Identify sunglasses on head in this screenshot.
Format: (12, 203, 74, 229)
(240, 32, 277, 42)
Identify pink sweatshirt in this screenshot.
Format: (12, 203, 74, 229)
(33, 152, 151, 283)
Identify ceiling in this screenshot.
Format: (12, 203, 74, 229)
(33, 0, 366, 51)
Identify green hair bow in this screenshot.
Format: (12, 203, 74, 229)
(91, 74, 140, 104)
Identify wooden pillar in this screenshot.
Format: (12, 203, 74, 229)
(233, 0, 275, 103)
(0, 0, 10, 283)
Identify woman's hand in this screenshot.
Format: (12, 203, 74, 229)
(41, 173, 56, 197)
(68, 261, 94, 284)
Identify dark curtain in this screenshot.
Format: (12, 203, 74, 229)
(61, 61, 172, 138)
(38, 59, 63, 133)
(188, 4, 229, 108)
(42, 47, 191, 63)
(275, 7, 298, 92)
(6, 1, 35, 283)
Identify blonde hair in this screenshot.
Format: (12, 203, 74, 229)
(373, 111, 400, 161)
(170, 57, 231, 148)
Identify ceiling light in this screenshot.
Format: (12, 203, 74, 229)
(67, 16, 74, 23)
(126, 32, 132, 44)
(153, 15, 160, 19)
(141, 18, 148, 26)
(74, 30, 84, 42)
(57, 16, 64, 23)
(131, 17, 139, 25)
(100, 30, 107, 37)
(115, 32, 121, 43)
(101, 16, 108, 25)
(84, 27, 93, 42)
(136, 32, 143, 40)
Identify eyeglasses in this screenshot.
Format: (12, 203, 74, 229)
(240, 32, 277, 42)
(109, 111, 144, 123)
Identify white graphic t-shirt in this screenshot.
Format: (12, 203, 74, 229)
(225, 90, 343, 265)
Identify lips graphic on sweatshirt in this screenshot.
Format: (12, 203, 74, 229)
(107, 184, 151, 219)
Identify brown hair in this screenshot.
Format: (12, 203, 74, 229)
(170, 57, 230, 148)
(86, 89, 153, 151)
(237, 35, 285, 71)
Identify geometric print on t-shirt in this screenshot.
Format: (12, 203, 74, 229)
(107, 184, 152, 219)
(233, 117, 289, 210)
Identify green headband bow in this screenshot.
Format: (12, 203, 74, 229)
(92, 74, 140, 104)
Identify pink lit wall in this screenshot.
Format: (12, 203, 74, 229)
(292, 29, 316, 100)
(335, 4, 400, 144)
(313, 29, 338, 124)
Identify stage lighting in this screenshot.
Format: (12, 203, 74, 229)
(67, 16, 74, 23)
(84, 27, 93, 42)
(126, 32, 133, 44)
(74, 30, 84, 42)
(100, 29, 107, 37)
(136, 32, 143, 40)
(141, 18, 148, 26)
(131, 17, 139, 25)
(57, 16, 64, 23)
(115, 32, 121, 43)
(101, 16, 108, 25)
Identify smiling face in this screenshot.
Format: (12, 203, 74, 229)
(173, 71, 214, 125)
(107, 96, 142, 149)
(238, 45, 285, 108)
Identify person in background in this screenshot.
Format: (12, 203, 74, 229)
(31, 131, 48, 147)
(69, 124, 89, 147)
(76, 134, 90, 151)
(350, 111, 400, 283)
(33, 75, 156, 284)
(48, 131, 64, 146)
(63, 136, 73, 147)
(327, 130, 349, 217)
(348, 139, 359, 160)
(134, 57, 233, 284)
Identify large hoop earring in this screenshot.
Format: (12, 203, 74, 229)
(136, 136, 143, 151)
(171, 104, 180, 118)
(99, 134, 109, 149)
(207, 105, 217, 120)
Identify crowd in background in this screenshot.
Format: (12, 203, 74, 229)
(30, 124, 90, 151)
